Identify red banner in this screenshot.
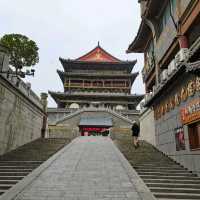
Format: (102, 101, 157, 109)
(82, 127, 106, 132)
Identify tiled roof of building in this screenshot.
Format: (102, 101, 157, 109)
(76, 44, 121, 63)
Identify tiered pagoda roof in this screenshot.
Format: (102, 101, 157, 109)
(59, 44, 137, 72)
(49, 44, 143, 108)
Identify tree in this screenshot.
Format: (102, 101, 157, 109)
(0, 34, 39, 71)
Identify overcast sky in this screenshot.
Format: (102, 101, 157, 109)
(1, 0, 144, 107)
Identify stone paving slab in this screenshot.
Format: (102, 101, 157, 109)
(0, 137, 156, 200)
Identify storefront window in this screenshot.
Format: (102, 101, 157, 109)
(188, 122, 200, 150)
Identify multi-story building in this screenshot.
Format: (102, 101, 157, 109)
(48, 44, 143, 138)
(128, 0, 200, 175)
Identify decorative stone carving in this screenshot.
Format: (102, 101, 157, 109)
(196, 77, 200, 91)
(180, 87, 188, 101)
(187, 80, 195, 97)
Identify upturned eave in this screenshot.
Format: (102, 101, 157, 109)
(49, 91, 144, 102)
(56, 70, 139, 85)
(127, 0, 168, 53)
(127, 20, 151, 53)
(59, 57, 137, 73)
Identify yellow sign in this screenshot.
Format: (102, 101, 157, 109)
(154, 77, 200, 120)
(180, 98, 200, 125)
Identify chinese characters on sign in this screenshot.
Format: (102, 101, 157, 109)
(180, 99, 200, 125)
(154, 77, 200, 120)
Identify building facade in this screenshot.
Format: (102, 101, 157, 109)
(48, 44, 143, 137)
(128, 0, 200, 175)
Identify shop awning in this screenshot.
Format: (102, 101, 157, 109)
(79, 117, 113, 127)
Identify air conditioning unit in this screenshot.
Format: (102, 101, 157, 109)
(160, 69, 168, 83)
(175, 48, 189, 65)
(168, 59, 176, 75)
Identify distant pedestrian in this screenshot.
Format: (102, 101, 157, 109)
(131, 121, 140, 148)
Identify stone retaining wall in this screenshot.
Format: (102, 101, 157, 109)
(47, 109, 134, 140)
(139, 108, 156, 145)
(0, 54, 45, 156)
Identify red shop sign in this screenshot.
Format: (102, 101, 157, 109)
(82, 127, 104, 132)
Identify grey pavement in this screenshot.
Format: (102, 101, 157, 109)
(1, 137, 156, 200)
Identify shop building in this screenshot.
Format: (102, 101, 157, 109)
(128, 0, 200, 175)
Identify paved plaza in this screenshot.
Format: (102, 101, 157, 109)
(1, 137, 155, 200)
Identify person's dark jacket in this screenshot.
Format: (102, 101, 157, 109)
(131, 123, 140, 137)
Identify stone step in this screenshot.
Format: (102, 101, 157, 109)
(0, 176, 24, 180)
(0, 138, 70, 196)
(0, 163, 41, 167)
(144, 179, 200, 184)
(0, 160, 43, 164)
(0, 172, 29, 176)
(138, 172, 196, 176)
(134, 165, 185, 170)
(136, 169, 188, 173)
(147, 183, 200, 189)
(0, 180, 18, 184)
(151, 187, 200, 194)
(154, 192, 200, 199)
(133, 162, 177, 166)
(0, 161, 43, 163)
(0, 166, 36, 169)
(157, 199, 196, 200)
(0, 161, 42, 166)
(0, 184, 13, 190)
(0, 169, 32, 172)
(141, 175, 200, 180)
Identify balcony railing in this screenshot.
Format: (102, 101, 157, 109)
(64, 83, 129, 89)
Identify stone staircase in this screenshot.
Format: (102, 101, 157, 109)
(0, 138, 70, 196)
(115, 139, 200, 200)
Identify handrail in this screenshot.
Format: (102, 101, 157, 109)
(55, 107, 134, 125)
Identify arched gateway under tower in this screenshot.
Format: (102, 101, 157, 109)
(48, 44, 143, 138)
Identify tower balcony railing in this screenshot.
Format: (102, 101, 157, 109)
(64, 83, 129, 89)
